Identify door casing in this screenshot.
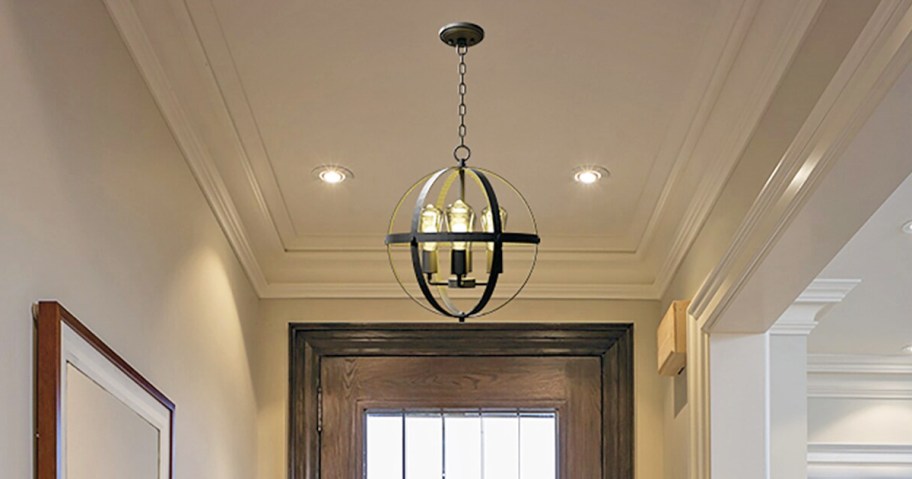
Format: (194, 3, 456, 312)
(288, 323, 634, 479)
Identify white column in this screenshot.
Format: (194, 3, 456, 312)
(709, 332, 771, 479)
(768, 279, 859, 479)
(703, 279, 858, 479)
(768, 321, 813, 479)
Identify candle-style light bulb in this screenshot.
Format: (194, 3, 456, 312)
(445, 199, 475, 278)
(481, 206, 508, 273)
(418, 204, 443, 274)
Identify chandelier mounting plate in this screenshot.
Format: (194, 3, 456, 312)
(439, 22, 485, 47)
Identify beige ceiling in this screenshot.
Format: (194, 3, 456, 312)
(110, 0, 863, 298)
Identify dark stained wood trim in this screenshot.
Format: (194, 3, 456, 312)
(288, 323, 634, 479)
(603, 323, 635, 478)
(35, 303, 62, 479)
(34, 301, 175, 479)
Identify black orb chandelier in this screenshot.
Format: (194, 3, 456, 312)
(386, 22, 540, 321)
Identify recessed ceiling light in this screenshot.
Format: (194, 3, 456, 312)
(902, 344, 912, 354)
(313, 165, 353, 184)
(902, 220, 912, 234)
(572, 166, 610, 185)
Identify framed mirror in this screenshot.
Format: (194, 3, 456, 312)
(35, 301, 174, 479)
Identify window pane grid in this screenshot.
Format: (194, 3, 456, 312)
(365, 410, 557, 479)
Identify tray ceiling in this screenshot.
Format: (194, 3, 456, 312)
(105, 0, 851, 298)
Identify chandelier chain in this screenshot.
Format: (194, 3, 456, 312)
(454, 44, 471, 165)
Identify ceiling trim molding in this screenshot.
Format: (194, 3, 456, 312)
(604, 0, 760, 261)
(769, 318, 818, 336)
(652, 0, 823, 295)
(690, 0, 912, 332)
(180, 0, 301, 250)
(809, 386, 912, 400)
(809, 354, 912, 375)
(808, 354, 912, 399)
(99, 0, 271, 296)
(809, 443, 912, 479)
(798, 279, 863, 303)
(770, 279, 860, 335)
(259, 281, 657, 300)
(810, 443, 912, 464)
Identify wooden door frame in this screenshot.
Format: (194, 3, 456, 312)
(288, 323, 634, 479)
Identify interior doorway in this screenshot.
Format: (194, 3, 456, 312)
(288, 324, 634, 479)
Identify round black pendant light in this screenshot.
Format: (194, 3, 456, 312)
(385, 23, 540, 321)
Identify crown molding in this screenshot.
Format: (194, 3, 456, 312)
(690, 0, 912, 332)
(769, 278, 860, 335)
(808, 354, 912, 399)
(652, 0, 823, 296)
(258, 281, 658, 300)
(769, 318, 819, 336)
(809, 354, 912, 375)
(808, 385, 912, 400)
(623, 0, 761, 264)
(99, 0, 271, 296)
(809, 443, 912, 478)
(798, 279, 862, 303)
(810, 443, 912, 463)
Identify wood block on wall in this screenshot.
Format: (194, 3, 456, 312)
(657, 300, 689, 376)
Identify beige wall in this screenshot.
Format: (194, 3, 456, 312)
(254, 298, 665, 478)
(0, 0, 260, 477)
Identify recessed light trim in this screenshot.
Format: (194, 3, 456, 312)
(572, 165, 610, 185)
(313, 165, 353, 184)
(902, 220, 912, 235)
(903, 344, 912, 354)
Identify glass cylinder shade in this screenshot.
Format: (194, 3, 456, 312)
(386, 166, 539, 320)
(419, 205, 444, 251)
(481, 206, 508, 273)
(445, 199, 475, 251)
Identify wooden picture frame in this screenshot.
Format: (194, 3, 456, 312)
(288, 323, 634, 479)
(35, 301, 175, 479)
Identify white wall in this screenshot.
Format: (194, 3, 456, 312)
(254, 298, 666, 478)
(807, 361, 912, 478)
(810, 398, 912, 444)
(0, 0, 260, 477)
